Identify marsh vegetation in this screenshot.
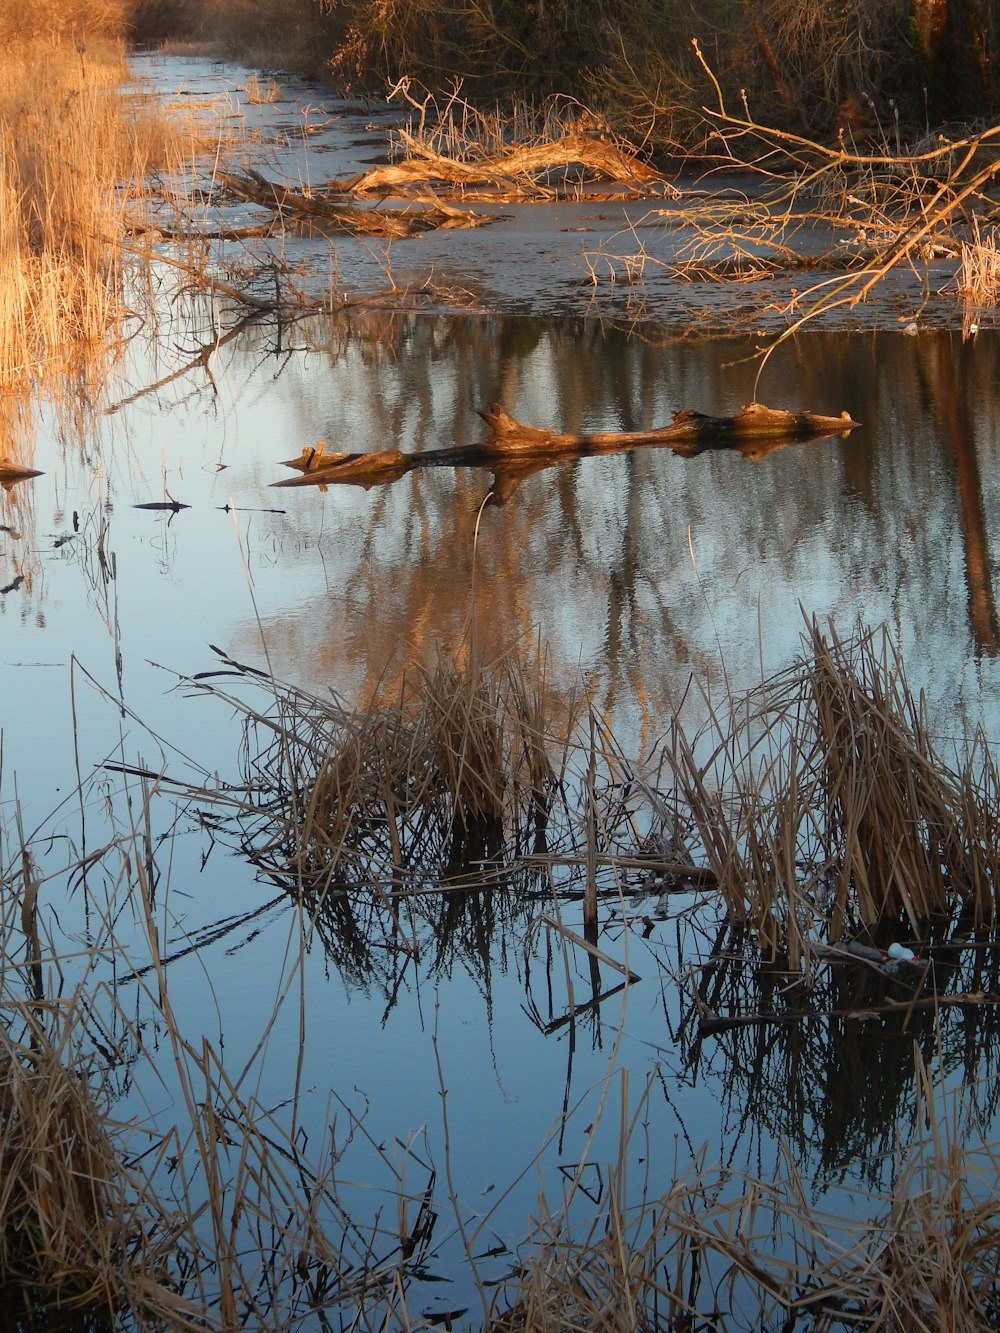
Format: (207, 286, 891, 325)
(2, 4, 1000, 1331)
(5, 617, 1000, 1328)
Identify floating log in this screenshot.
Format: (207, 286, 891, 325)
(478, 401, 860, 457)
(273, 448, 411, 488)
(0, 461, 42, 486)
(273, 400, 859, 491)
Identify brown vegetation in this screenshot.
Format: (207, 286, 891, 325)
(0, 4, 199, 461)
(124, 0, 1000, 149)
(2, 620, 999, 1326)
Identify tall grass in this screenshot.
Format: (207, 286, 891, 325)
(0, 10, 194, 455)
(658, 620, 1000, 963)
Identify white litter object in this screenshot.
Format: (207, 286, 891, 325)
(886, 942, 918, 962)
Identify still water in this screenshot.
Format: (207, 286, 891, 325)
(3, 299, 1000, 1323)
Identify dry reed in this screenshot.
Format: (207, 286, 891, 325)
(0, 1011, 146, 1320)
(0, 14, 216, 459)
(494, 1058, 1000, 1332)
(959, 218, 1000, 310)
(652, 620, 1000, 962)
(5, 620, 1000, 1328)
(236, 638, 563, 894)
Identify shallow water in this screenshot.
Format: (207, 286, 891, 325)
(2, 53, 1000, 1329)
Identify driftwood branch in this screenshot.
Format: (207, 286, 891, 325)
(0, 461, 43, 486)
(273, 400, 860, 490)
(218, 168, 490, 237)
(478, 401, 860, 456)
(333, 130, 668, 198)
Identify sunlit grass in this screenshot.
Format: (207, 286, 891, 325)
(0, 20, 199, 454)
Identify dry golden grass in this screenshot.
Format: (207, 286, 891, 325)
(960, 217, 1000, 310)
(227, 636, 563, 895)
(196, 617, 1000, 976)
(656, 620, 1000, 964)
(0, 1018, 134, 1316)
(0, 21, 203, 457)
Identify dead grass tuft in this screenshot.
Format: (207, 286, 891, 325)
(656, 619, 1000, 960)
(959, 217, 1000, 310)
(0, 29, 199, 450)
(236, 639, 563, 893)
(0, 1002, 172, 1322)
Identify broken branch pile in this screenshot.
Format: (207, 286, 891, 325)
(334, 129, 668, 198)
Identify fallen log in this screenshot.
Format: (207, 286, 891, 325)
(273, 448, 411, 489)
(0, 460, 43, 486)
(333, 129, 667, 198)
(478, 401, 860, 457)
(273, 400, 859, 491)
(217, 168, 489, 237)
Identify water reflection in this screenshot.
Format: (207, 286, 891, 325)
(6, 301, 1000, 1319)
(190, 313, 1000, 737)
(661, 911, 1000, 1187)
(13, 302, 1000, 746)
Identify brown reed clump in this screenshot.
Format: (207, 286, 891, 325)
(660, 620, 1000, 961)
(806, 621, 1000, 933)
(250, 640, 561, 890)
(959, 218, 1000, 311)
(0, 1010, 154, 1321)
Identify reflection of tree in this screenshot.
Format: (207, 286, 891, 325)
(913, 333, 999, 657)
(209, 314, 1000, 751)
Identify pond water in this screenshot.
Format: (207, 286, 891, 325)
(2, 53, 1000, 1330)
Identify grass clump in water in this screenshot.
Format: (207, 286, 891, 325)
(0, 999, 173, 1325)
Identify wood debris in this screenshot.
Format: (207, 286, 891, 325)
(273, 401, 859, 491)
(334, 129, 669, 199)
(217, 167, 491, 236)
